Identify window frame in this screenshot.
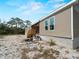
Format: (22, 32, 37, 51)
(49, 16, 55, 31)
(45, 20, 48, 30)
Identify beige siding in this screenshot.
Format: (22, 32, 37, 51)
(39, 7, 71, 38)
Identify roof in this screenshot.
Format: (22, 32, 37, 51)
(31, 0, 77, 26)
(31, 21, 40, 27)
(39, 0, 77, 22)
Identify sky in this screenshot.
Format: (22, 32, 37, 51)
(0, 0, 72, 24)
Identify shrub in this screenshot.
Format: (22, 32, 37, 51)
(48, 39, 56, 46)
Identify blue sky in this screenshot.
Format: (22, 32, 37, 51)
(0, 0, 71, 23)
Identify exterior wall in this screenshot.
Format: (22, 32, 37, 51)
(40, 35, 73, 49)
(39, 7, 72, 38)
(25, 27, 31, 38)
(73, 4, 79, 38)
(73, 4, 79, 49)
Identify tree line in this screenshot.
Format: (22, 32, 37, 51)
(0, 17, 31, 35)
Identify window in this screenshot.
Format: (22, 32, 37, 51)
(45, 20, 48, 30)
(50, 17, 55, 30)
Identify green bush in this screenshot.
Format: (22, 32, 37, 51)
(48, 40, 56, 46)
(0, 23, 25, 35)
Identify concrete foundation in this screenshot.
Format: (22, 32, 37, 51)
(40, 35, 73, 49)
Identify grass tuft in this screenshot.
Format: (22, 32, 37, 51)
(48, 39, 56, 46)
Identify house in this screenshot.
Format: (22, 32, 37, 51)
(25, 0, 79, 49)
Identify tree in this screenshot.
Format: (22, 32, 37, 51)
(0, 19, 1, 24)
(7, 18, 17, 27)
(0, 17, 32, 35)
(24, 20, 32, 28)
(7, 17, 24, 28)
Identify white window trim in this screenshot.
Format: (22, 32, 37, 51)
(71, 6, 74, 40)
(50, 16, 55, 31)
(44, 20, 48, 30)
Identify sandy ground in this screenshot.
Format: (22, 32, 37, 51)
(0, 35, 79, 59)
(0, 35, 26, 59)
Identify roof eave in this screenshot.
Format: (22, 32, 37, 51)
(39, 0, 77, 22)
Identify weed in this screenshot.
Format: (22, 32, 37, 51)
(42, 48, 57, 59)
(48, 39, 56, 46)
(38, 45, 43, 52)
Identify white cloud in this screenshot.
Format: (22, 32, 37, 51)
(46, 0, 66, 9)
(53, 3, 66, 9)
(17, 1, 43, 16)
(6, 0, 20, 7)
(16, 0, 66, 19)
(48, 0, 64, 2)
(5, 0, 67, 22)
(18, 5, 28, 11)
(46, 0, 65, 6)
(30, 2, 43, 10)
(6, 0, 43, 16)
(19, 2, 43, 11)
